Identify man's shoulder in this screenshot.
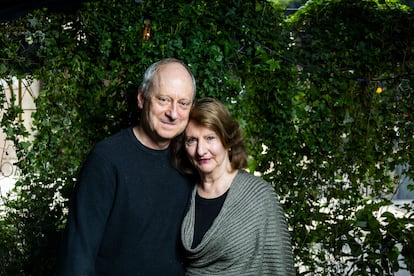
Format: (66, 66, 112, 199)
(101, 128, 130, 142)
(88, 128, 133, 159)
(95, 128, 131, 148)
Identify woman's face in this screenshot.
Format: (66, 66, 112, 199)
(184, 121, 230, 176)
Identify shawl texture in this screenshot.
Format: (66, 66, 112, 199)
(182, 170, 295, 275)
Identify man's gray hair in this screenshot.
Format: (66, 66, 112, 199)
(140, 58, 196, 100)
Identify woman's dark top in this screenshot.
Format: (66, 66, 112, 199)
(192, 191, 228, 248)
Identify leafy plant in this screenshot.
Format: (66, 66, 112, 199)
(0, 0, 413, 275)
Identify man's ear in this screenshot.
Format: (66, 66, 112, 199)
(137, 88, 144, 109)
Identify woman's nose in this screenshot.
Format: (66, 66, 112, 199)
(196, 140, 207, 156)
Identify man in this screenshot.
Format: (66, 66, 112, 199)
(60, 58, 196, 275)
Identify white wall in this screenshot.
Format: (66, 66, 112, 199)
(0, 77, 39, 201)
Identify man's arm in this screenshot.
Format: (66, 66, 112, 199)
(59, 152, 116, 276)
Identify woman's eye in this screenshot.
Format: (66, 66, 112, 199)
(207, 136, 216, 141)
(185, 137, 197, 145)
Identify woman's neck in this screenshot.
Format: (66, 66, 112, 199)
(198, 170, 237, 199)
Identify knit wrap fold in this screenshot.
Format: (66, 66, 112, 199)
(182, 170, 295, 276)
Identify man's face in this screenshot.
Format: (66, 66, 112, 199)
(138, 62, 194, 146)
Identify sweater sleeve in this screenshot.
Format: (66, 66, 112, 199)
(59, 151, 116, 276)
(262, 189, 296, 275)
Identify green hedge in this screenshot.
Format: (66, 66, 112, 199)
(0, 0, 413, 275)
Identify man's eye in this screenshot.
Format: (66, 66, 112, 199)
(179, 101, 191, 108)
(157, 97, 170, 104)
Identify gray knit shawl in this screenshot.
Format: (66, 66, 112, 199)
(181, 170, 295, 276)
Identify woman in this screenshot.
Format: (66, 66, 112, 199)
(172, 98, 295, 275)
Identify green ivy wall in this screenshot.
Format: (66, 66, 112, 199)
(0, 0, 413, 275)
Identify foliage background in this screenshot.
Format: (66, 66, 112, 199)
(0, 0, 413, 275)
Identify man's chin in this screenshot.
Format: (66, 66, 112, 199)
(158, 129, 183, 140)
(162, 124, 186, 135)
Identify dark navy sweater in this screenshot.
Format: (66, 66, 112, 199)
(60, 128, 193, 276)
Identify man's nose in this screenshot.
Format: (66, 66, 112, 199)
(166, 102, 178, 120)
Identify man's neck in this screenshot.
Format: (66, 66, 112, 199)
(132, 125, 170, 150)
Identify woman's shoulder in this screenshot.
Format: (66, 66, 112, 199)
(235, 170, 277, 196)
(232, 171, 283, 212)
